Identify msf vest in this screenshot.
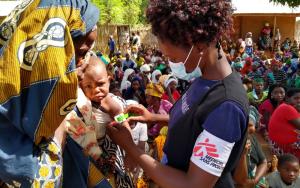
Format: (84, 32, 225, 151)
(164, 72, 249, 188)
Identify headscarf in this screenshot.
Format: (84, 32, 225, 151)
(151, 70, 162, 84)
(140, 64, 151, 73)
(145, 83, 164, 98)
(0, 0, 101, 186)
(140, 64, 151, 80)
(249, 106, 260, 128)
(121, 68, 134, 91)
(164, 76, 178, 88)
(159, 74, 171, 87)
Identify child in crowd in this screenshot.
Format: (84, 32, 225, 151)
(64, 54, 133, 187)
(266, 154, 300, 188)
(247, 78, 268, 108)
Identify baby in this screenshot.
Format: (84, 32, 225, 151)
(63, 54, 136, 187)
(65, 54, 129, 160)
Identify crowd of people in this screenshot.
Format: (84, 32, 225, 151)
(1, 0, 300, 188)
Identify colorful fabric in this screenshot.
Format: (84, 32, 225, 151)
(145, 83, 164, 98)
(154, 126, 168, 161)
(64, 88, 104, 160)
(33, 139, 63, 188)
(64, 89, 133, 188)
(148, 100, 172, 137)
(136, 57, 145, 67)
(0, 0, 98, 185)
(247, 90, 268, 107)
(266, 70, 287, 86)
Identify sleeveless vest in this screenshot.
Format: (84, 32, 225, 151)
(164, 72, 249, 188)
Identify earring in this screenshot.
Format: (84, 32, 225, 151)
(216, 41, 222, 60)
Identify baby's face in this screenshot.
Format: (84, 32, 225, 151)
(80, 65, 110, 103)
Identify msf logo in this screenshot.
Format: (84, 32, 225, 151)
(193, 138, 219, 158)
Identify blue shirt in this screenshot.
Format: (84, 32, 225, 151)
(122, 59, 136, 71)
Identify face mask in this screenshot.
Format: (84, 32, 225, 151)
(169, 45, 202, 81)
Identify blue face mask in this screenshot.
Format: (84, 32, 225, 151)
(169, 45, 202, 81)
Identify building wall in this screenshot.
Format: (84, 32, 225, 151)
(233, 15, 296, 43)
(296, 20, 300, 42)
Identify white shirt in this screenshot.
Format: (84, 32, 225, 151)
(131, 122, 148, 145)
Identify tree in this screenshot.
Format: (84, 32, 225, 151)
(91, 0, 125, 24)
(91, 0, 147, 25)
(269, 0, 300, 8)
(123, 0, 142, 25)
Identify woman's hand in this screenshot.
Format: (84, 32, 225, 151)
(125, 104, 154, 123)
(106, 122, 136, 151)
(76, 60, 88, 81)
(242, 139, 251, 155)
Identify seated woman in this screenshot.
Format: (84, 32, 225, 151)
(123, 77, 147, 106)
(120, 68, 135, 94)
(161, 75, 181, 104)
(151, 70, 162, 84)
(269, 88, 300, 159)
(234, 106, 268, 188)
(145, 83, 172, 139)
(258, 84, 286, 139)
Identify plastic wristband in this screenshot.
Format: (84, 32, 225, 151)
(114, 113, 129, 123)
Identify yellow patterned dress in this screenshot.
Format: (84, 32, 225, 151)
(0, 0, 100, 187)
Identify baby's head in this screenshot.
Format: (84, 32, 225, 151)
(79, 55, 110, 103)
(278, 154, 299, 185)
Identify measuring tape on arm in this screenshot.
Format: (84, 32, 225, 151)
(114, 113, 130, 124)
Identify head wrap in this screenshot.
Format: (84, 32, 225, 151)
(71, 3, 99, 38)
(140, 64, 151, 73)
(151, 70, 162, 84)
(253, 78, 264, 84)
(145, 83, 164, 98)
(249, 106, 260, 128)
(159, 75, 170, 86)
(164, 76, 178, 88)
(121, 68, 134, 91)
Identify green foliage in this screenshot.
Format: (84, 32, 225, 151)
(269, 0, 300, 7)
(91, 0, 148, 25)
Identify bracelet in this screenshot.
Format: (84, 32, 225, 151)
(114, 113, 129, 123)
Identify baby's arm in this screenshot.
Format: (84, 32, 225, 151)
(101, 95, 123, 118)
